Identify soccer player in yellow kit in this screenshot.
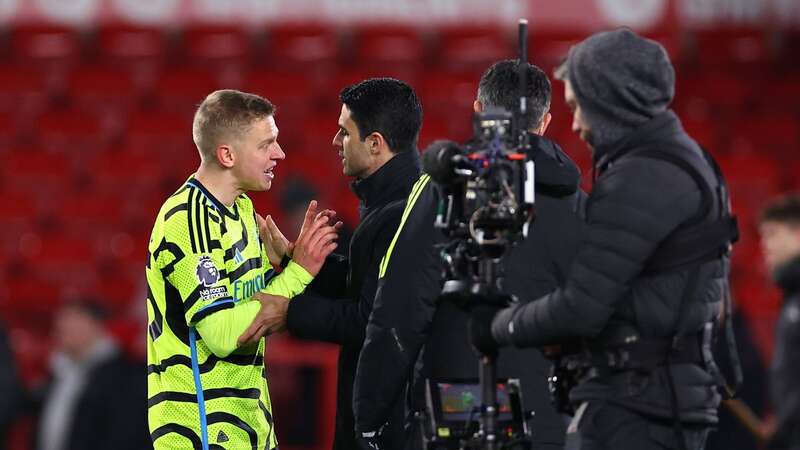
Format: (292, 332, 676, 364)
(145, 90, 340, 450)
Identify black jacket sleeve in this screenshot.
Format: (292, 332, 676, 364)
(306, 253, 349, 298)
(286, 225, 395, 346)
(492, 157, 700, 345)
(353, 180, 442, 432)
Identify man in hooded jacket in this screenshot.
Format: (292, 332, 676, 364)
(353, 60, 585, 450)
(473, 29, 737, 450)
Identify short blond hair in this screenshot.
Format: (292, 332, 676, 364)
(192, 89, 275, 160)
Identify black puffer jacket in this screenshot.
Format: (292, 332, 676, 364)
(286, 149, 421, 450)
(353, 134, 583, 449)
(491, 111, 730, 423)
(769, 256, 800, 449)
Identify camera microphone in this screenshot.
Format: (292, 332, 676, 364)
(422, 140, 471, 185)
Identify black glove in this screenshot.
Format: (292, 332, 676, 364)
(356, 431, 381, 450)
(469, 305, 502, 357)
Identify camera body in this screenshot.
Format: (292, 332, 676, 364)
(424, 107, 536, 306)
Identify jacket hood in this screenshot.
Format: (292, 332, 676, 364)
(556, 28, 675, 151)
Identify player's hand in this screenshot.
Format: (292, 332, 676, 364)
(256, 213, 290, 267)
(237, 293, 290, 345)
(292, 200, 343, 275)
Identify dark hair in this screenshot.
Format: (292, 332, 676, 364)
(339, 78, 423, 153)
(193, 89, 275, 159)
(62, 298, 109, 322)
(761, 193, 800, 226)
(477, 59, 551, 130)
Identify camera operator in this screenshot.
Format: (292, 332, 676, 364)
(471, 29, 739, 450)
(353, 60, 584, 450)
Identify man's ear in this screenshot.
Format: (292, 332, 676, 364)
(473, 100, 482, 113)
(368, 132, 386, 155)
(537, 112, 552, 135)
(216, 144, 235, 168)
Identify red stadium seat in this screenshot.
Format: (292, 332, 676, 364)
(0, 192, 41, 241)
(676, 72, 752, 111)
(761, 73, 800, 111)
(85, 146, 167, 196)
(36, 110, 107, 153)
(125, 110, 193, 150)
(418, 70, 480, 119)
(0, 111, 17, 147)
(676, 105, 722, 151)
(10, 24, 84, 68)
(731, 112, 800, 156)
(265, 23, 340, 69)
(437, 25, 513, 71)
(55, 193, 125, 230)
(417, 113, 451, 150)
(154, 68, 220, 113)
(350, 24, 427, 69)
(243, 71, 318, 122)
(66, 66, 139, 114)
(1, 149, 71, 192)
(95, 23, 170, 68)
(529, 29, 586, 72)
(0, 65, 49, 115)
(684, 27, 774, 71)
(786, 160, 800, 190)
(15, 234, 100, 283)
(2, 276, 63, 320)
(181, 24, 253, 66)
(718, 152, 783, 221)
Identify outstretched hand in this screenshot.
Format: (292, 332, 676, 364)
(257, 214, 291, 268)
(291, 200, 343, 276)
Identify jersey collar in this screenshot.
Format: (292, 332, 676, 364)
(186, 177, 240, 220)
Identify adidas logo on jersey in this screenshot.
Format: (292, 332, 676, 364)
(234, 247, 245, 264)
(217, 430, 229, 443)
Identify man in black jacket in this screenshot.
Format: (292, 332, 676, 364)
(282, 78, 422, 450)
(474, 29, 737, 450)
(353, 61, 584, 450)
(759, 194, 800, 450)
(34, 300, 150, 450)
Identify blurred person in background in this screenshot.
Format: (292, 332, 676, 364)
(352, 61, 582, 450)
(146, 89, 340, 450)
(279, 176, 353, 253)
(32, 300, 150, 450)
(472, 28, 738, 450)
(759, 194, 800, 450)
(0, 322, 23, 450)
(271, 78, 422, 450)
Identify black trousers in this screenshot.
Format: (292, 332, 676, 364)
(564, 401, 712, 450)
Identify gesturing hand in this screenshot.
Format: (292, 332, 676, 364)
(256, 214, 290, 268)
(291, 200, 343, 276)
(237, 293, 290, 346)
